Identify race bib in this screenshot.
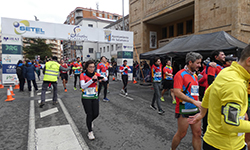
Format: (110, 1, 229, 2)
(101, 72, 106, 77)
(191, 85, 199, 96)
(155, 72, 161, 77)
(84, 87, 96, 95)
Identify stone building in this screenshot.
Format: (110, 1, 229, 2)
(129, 0, 250, 60)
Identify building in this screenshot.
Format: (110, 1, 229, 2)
(45, 39, 62, 60)
(129, 0, 250, 60)
(104, 15, 129, 59)
(63, 7, 123, 61)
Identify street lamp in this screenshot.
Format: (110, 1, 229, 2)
(122, 0, 125, 31)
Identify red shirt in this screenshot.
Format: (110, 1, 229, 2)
(80, 72, 101, 99)
(151, 64, 162, 82)
(80, 72, 101, 88)
(97, 62, 108, 77)
(198, 69, 208, 88)
(60, 63, 68, 74)
(163, 65, 173, 80)
(206, 64, 224, 77)
(119, 65, 131, 75)
(174, 69, 199, 114)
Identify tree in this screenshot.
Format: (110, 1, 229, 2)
(23, 38, 52, 60)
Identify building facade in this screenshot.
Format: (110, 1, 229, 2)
(63, 7, 123, 61)
(130, 0, 250, 60)
(45, 39, 62, 60)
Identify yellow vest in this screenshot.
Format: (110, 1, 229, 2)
(43, 61, 60, 82)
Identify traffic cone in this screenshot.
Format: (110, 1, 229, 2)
(112, 76, 115, 81)
(5, 88, 15, 102)
(133, 79, 137, 84)
(9, 85, 15, 96)
(14, 80, 20, 89)
(0, 80, 4, 89)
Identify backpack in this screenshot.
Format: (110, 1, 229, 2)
(16, 66, 22, 77)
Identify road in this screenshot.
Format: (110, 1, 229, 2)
(0, 71, 194, 150)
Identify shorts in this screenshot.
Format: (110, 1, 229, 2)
(61, 73, 68, 81)
(162, 80, 173, 89)
(175, 113, 198, 118)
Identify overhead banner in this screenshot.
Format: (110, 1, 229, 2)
(1, 17, 134, 44)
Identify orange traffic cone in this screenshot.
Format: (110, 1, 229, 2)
(0, 80, 4, 89)
(9, 85, 15, 96)
(133, 79, 137, 84)
(5, 88, 15, 102)
(112, 77, 115, 81)
(14, 80, 20, 89)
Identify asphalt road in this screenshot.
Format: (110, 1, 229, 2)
(0, 71, 195, 150)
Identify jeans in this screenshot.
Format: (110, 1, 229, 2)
(41, 81, 57, 102)
(81, 99, 99, 132)
(151, 82, 162, 110)
(27, 80, 38, 91)
(98, 81, 107, 99)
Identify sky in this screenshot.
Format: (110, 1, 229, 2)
(0, 0, 129, 29)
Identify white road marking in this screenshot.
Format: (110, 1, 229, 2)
(119, 94, 134, 100)
(30, 87, 34, 97)
(27, 100, 35, 150)
(38, 99, 52, 103)
(40, 107, 59, 118)
(37, 91, 51, 95)
(36, 124, 82, 150)
(38, 87, 42, 90)
(58, 98, 89, 150)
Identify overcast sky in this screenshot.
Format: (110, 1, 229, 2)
(0, 0, 129, 28)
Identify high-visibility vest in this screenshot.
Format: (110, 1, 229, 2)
(43, 61, 60, 82)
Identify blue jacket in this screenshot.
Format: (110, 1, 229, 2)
(23, 64, 36, 80)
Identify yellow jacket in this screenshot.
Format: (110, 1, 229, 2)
(202, 61, 250, 149)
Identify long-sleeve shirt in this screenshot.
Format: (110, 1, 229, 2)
(97, 62, 109, 77)
(119, 65, 131, 75)
(202, 61, 250, 149)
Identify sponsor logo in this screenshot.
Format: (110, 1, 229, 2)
(3, 55, 11, 63)
(3, 64, 16, 74)
(123, 45, 133, 50)
(4, 75, 17, 81)
(3, 36, 20, 42)
(2, 44, 21, 54)
(104, 30, 112, 42)
(13, 20, 45, 35)
(68, 26, 88, 40)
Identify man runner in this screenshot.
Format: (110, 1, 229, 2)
(97, 56, 109, 102)
(171, 52, 202, 150)
(72, 57, 82, 90)
(119, 60, 131, 96)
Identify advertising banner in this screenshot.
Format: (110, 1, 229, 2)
(117, 51, 133, 59)
(1, 17, 133, 44)
(1, 34, 22, 45)
(71, 45, 83, 50)
(2, 44, 22, 54)
(2, 64, 17, 74)
(2, 74, 18, 83)
(2, 54, 23, 64)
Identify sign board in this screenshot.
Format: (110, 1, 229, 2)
(117, 51, 133, 59)
(71, 45, 83, 50)
(2, 54, 23, 64)
(2, 44, 22, 54)
(2, 64, 17, 74)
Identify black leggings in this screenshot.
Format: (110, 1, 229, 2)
(74, 74, 80, 88)
(122, 75, 128, 93)
(81, 99, 99, 132)
(98, 81, 107, 98)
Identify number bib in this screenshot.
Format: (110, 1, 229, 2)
(82, 87, 98, 99)
(191, 85, 199, 96)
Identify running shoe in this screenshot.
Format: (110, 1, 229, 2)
(172, 99, 176, 104)
(80, 88, 82, 91)
(64, 89, 67, 92)
(39, 102, 45, 108)
(125, 93, 128, 96)
(52, 101, 58, 105)
(74, 87, 77, 90)
(158, 109, 165, 115)
(150, 105, 157, 110)
(120, 89, 125, 94)
(160, 96, 165, 102)
(107, 90, 110, 93)
(103, 98, 110, 102)
(88, 131, 95, 140)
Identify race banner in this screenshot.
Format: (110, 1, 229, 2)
(2, 44, 22, 54)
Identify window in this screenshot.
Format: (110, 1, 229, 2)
(72, 14, 74, 17)
(162, 27, 167, 39)
(107, 46, 109, 52)
(109, 15, 112, 19)
(186, 20, 193, 34)
(169, 25, 174, 37)
(71, 20, 74, 24)
(105, 13, 108, 18)
(100, 48, 102, 53)
(89, 48, 94, 53)
(103, 47, 105, 52)
(93, 12, 96, 16)
(99, 13, 102, 17)
(88, 24, 93, 27)
(111, 45, 114, 51)
(177, 22, 183, 36)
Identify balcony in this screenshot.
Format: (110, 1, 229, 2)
(75, 12, 83, 19)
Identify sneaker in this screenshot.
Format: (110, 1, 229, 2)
(64, 89, 67, 92)
(158, 109, 165, 115)
(120, 89, 125, 94)
(52, 101, 58, 105)
(48, 87, 52, 90)
(125, 93, 128, 96)
(88, 131, 95, 140)
(150, 105, 157, 110)
(103, 98, 110, 102)
(160, 97, 165, 102)
(107, 90, 110, 93)
(80, 88, 82, 91)
(74, 87, 77, 91)
(39, 102, 45, 108)
(172, 99, 176, 104)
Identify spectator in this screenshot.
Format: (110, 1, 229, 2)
(16, 60, 25, 92)
(23, 60, 38, 92)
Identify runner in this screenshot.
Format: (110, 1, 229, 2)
(150, 57, 165, 115)
(119, 60, 131, 96)
(34, 60, 42, 80)
(171, 52, 202, 150)
(72, 57, 82, 90)
(161, 59, 176, 104)
(188, 45, 250, 150)
(80, 60, 107, 140)
(97, 56, 109, 102)
(60, 59, 68, 92)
